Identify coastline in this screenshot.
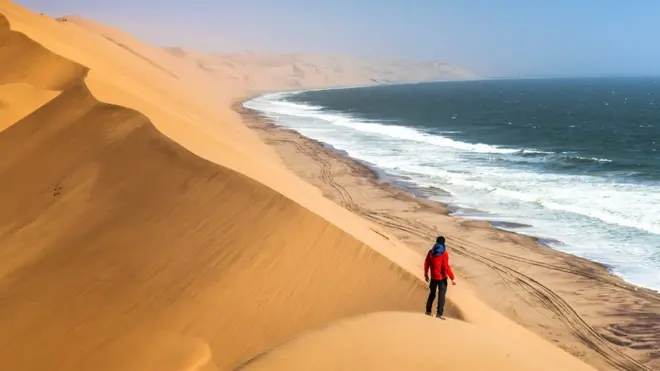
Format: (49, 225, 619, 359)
(243, 83, 659, 285)
(235, 98, 660, 371)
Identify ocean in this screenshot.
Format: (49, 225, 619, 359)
(243, 77, 660, 291)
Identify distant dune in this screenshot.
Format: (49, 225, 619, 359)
(0, 1, 597, 370)
(58, 15, 477, 94)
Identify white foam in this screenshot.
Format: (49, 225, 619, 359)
(246, 98, 539, 155)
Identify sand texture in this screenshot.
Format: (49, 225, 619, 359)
(0, 1, 654, 370)
(237, 312, 591, 371)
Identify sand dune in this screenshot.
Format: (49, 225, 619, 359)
(0, 1, 601, 370)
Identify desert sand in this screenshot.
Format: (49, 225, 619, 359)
(237, 312, 587, 371)
(0, 1, 656, 370)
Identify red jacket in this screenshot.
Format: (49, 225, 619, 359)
(424, 249, 455, 281)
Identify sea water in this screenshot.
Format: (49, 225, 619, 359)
(244, 77, 660, 291)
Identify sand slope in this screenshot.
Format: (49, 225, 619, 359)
(237, 312, 593, 371)
(0, 2, 598, 370)
(0, 7, 436, 370)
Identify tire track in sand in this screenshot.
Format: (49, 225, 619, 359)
(267, 136, 361, 213)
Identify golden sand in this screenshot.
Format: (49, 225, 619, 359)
(0, 1, 656, 370)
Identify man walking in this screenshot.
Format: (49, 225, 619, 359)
(424, 236, 456, 319)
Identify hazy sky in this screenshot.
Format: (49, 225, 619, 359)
(16, 0, 660, 78)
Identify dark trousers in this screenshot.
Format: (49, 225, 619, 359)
(426, 278, 448, 315)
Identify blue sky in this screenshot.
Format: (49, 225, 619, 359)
(16, 0, 660, 78)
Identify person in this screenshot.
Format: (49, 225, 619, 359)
(424, 236, 456, 319)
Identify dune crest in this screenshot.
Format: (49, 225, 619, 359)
(0, 1, 599, 370)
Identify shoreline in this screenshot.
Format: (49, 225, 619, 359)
(327, 144, 574, 253)
(316, 140, 626, 278)
(296, 129, 575, 254)
(241, 90, 659, 292)
(236, 95, 618, 279)
(234, 97, 660, 371)
(236, 97, 657, 295)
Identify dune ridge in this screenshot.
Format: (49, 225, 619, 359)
(0, 2, 599, 370)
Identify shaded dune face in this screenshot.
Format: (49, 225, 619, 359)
(0, 11, 456, 371)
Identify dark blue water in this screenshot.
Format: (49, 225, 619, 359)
(244, 77, 660, 290)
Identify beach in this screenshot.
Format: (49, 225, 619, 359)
(237, 101, 660, 370)
(0, 0, 657, 370)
